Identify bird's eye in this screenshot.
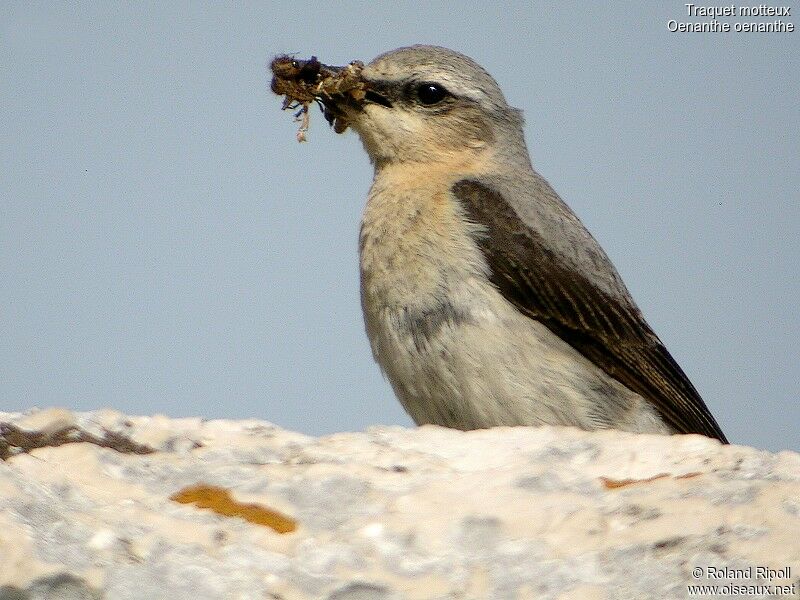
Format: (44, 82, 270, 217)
(416, 83, 448, 105)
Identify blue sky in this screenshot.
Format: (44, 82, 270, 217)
(2, 2, 798, 451)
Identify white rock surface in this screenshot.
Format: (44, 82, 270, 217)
(0, 408, 798, 600)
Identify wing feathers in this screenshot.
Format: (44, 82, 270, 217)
(452, 178, 727, 442)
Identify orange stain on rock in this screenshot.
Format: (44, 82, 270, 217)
(170, 483, 297, 533)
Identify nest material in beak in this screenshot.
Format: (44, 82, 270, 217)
(270, 55, 366, 142)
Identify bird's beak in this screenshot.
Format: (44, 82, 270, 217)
(270, 54, 391, 136)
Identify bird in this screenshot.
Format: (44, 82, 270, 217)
(320, 45, 727, 442)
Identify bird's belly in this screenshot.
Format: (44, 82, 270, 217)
(358, 173, 669, 435)
(363, 276, 670, 434)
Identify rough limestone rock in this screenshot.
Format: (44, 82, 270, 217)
(0, 408, 798, 600)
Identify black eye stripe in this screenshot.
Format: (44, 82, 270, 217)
(364, 90, 392, 108)
(363, 80, 451, 107)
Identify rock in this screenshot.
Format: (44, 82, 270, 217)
(0, 408, 798, 599)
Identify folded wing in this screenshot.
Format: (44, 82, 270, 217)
(453, 178, 727, 442)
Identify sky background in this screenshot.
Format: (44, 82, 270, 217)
(2, 2, 798, 452)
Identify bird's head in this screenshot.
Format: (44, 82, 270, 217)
(271, 46, 529, 168)
(272, 46, 527, 167)
(321, 46, 526, 168)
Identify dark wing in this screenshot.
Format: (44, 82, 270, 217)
(453, 179, 727, 443)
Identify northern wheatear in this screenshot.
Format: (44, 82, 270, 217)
(279, 45, 727, 442)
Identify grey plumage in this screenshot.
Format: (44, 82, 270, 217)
(453, 179, 727, 441)
(324, 45, 727, 442)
